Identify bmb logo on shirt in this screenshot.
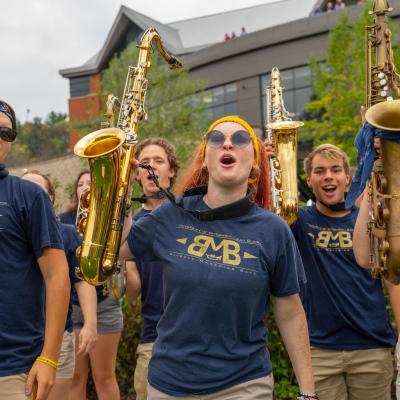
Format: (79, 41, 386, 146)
(309, 229, 353, 249)
(176, 234, 257, 266)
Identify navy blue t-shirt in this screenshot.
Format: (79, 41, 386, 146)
(59, 210, 107, 304)
(0, 175, 64, 376)
(133, 208, 164, 344)
(59, 210, 76, 226)
(128, 195, 305, 396)
(291, 204, 396, 350)
(59, 223, 82, 332)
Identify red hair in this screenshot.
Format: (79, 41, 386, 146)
(176, 136, 272, 210)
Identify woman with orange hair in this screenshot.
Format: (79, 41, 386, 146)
(120, 116, 317, 400)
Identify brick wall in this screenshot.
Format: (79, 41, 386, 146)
(68, 73, 102, 151)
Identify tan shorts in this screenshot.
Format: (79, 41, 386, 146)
(134, 342, 154, 400)
(56, 331, 75, 379)
(0, 373, 30, 400)
(147, 374, 273, 400)
(311, 346, 393, 400)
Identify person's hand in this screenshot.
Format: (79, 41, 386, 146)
(25, 360, 56, 400)
(373, 136, 381, 151)
(360, 105, 366, 125)
(77, 323, 97, 356)
(264, 139, 275, 158)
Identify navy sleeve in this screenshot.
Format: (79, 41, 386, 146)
(64, 226, 82, 286)
(27, 192, 63, 259)
(127, 212, 158, 262)
(270, 233, 306, 297)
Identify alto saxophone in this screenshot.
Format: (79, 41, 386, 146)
(266, 67, 303, 225)
(74, 29, 182, 286)
(364, 0, 400, 283)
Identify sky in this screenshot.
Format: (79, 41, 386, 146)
(1, 0, 280, 123)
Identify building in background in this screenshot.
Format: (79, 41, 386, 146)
(59, 0, 373, 154)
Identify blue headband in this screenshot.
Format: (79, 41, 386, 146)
(0, 103, 13, 125)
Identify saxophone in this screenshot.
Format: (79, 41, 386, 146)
(364, 0, 400, 283)
(74, 29, 182, 286)
(266, 67, 303, 225)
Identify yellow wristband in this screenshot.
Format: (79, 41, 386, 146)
(36, 356, 58, 370)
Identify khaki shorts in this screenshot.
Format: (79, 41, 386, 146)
(56, 330, 75, 379)
(0, 373, 30, 400)
(311, 346, 393, 400)
(147, 374, 274, 400)
(134, 342, 154, 400)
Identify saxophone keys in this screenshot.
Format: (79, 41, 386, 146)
(376, 174, 388, 192)
(78, 218, 87, 235)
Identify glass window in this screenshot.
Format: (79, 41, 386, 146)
(204, 82, 238, 120)
(213, 87, 224, 105)
(70, 76, 90, 98)
(282, 90, 295, 114)
(294, 66, 310, 88)
(225, 83, 237, 103)
(224, 102, 237, 115)
(294, 87, 312, 115)
(212, 105, 225, 120)
(280, 69, 294, 90)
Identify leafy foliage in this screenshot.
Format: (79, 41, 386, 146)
(101, 42, 210, 166)
(302, 1, 400, 163)
(7, 113, 69, 167)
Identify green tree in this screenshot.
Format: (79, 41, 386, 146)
(101, 42, 210, 165)
(7, 113, 69, 167)
(302, 1, 400, 163)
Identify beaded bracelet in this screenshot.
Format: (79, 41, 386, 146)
(36, 356, 58, 370)
(297, 391, 319, 400)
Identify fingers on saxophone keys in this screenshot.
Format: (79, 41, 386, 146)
(264, 139, 275, 158)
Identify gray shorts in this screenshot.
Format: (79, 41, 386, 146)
(72, 296, 123, 334)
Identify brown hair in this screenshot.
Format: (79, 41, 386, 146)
(303, 144, 350, 177)
(135, 138, 180, 188)
(22, 170, 56, 204)
(66, 170, 90, 212)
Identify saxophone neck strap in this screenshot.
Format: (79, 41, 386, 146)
(131, 190, 166, 204)
(138, 163, 254, 221)
(311, 193, 356, 212)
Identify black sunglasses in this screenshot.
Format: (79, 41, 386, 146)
(205, 129, 252, 148)
(0, 127, 17, 142)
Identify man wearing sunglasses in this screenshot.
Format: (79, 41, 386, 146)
(0, 100, 70, 400)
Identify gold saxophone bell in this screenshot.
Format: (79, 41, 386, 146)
(365, 99, 400, 131)
(74, 128, 126, 285)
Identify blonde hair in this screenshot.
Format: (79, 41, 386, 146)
(304, 144, 350, 177)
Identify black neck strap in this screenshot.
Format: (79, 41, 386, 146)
(180, 186, 255, 221)
(0, 164, 9, 179)
(136, 163, 254, 221)
(311, 193, 354, 212)
(131, 190, 166, 204)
